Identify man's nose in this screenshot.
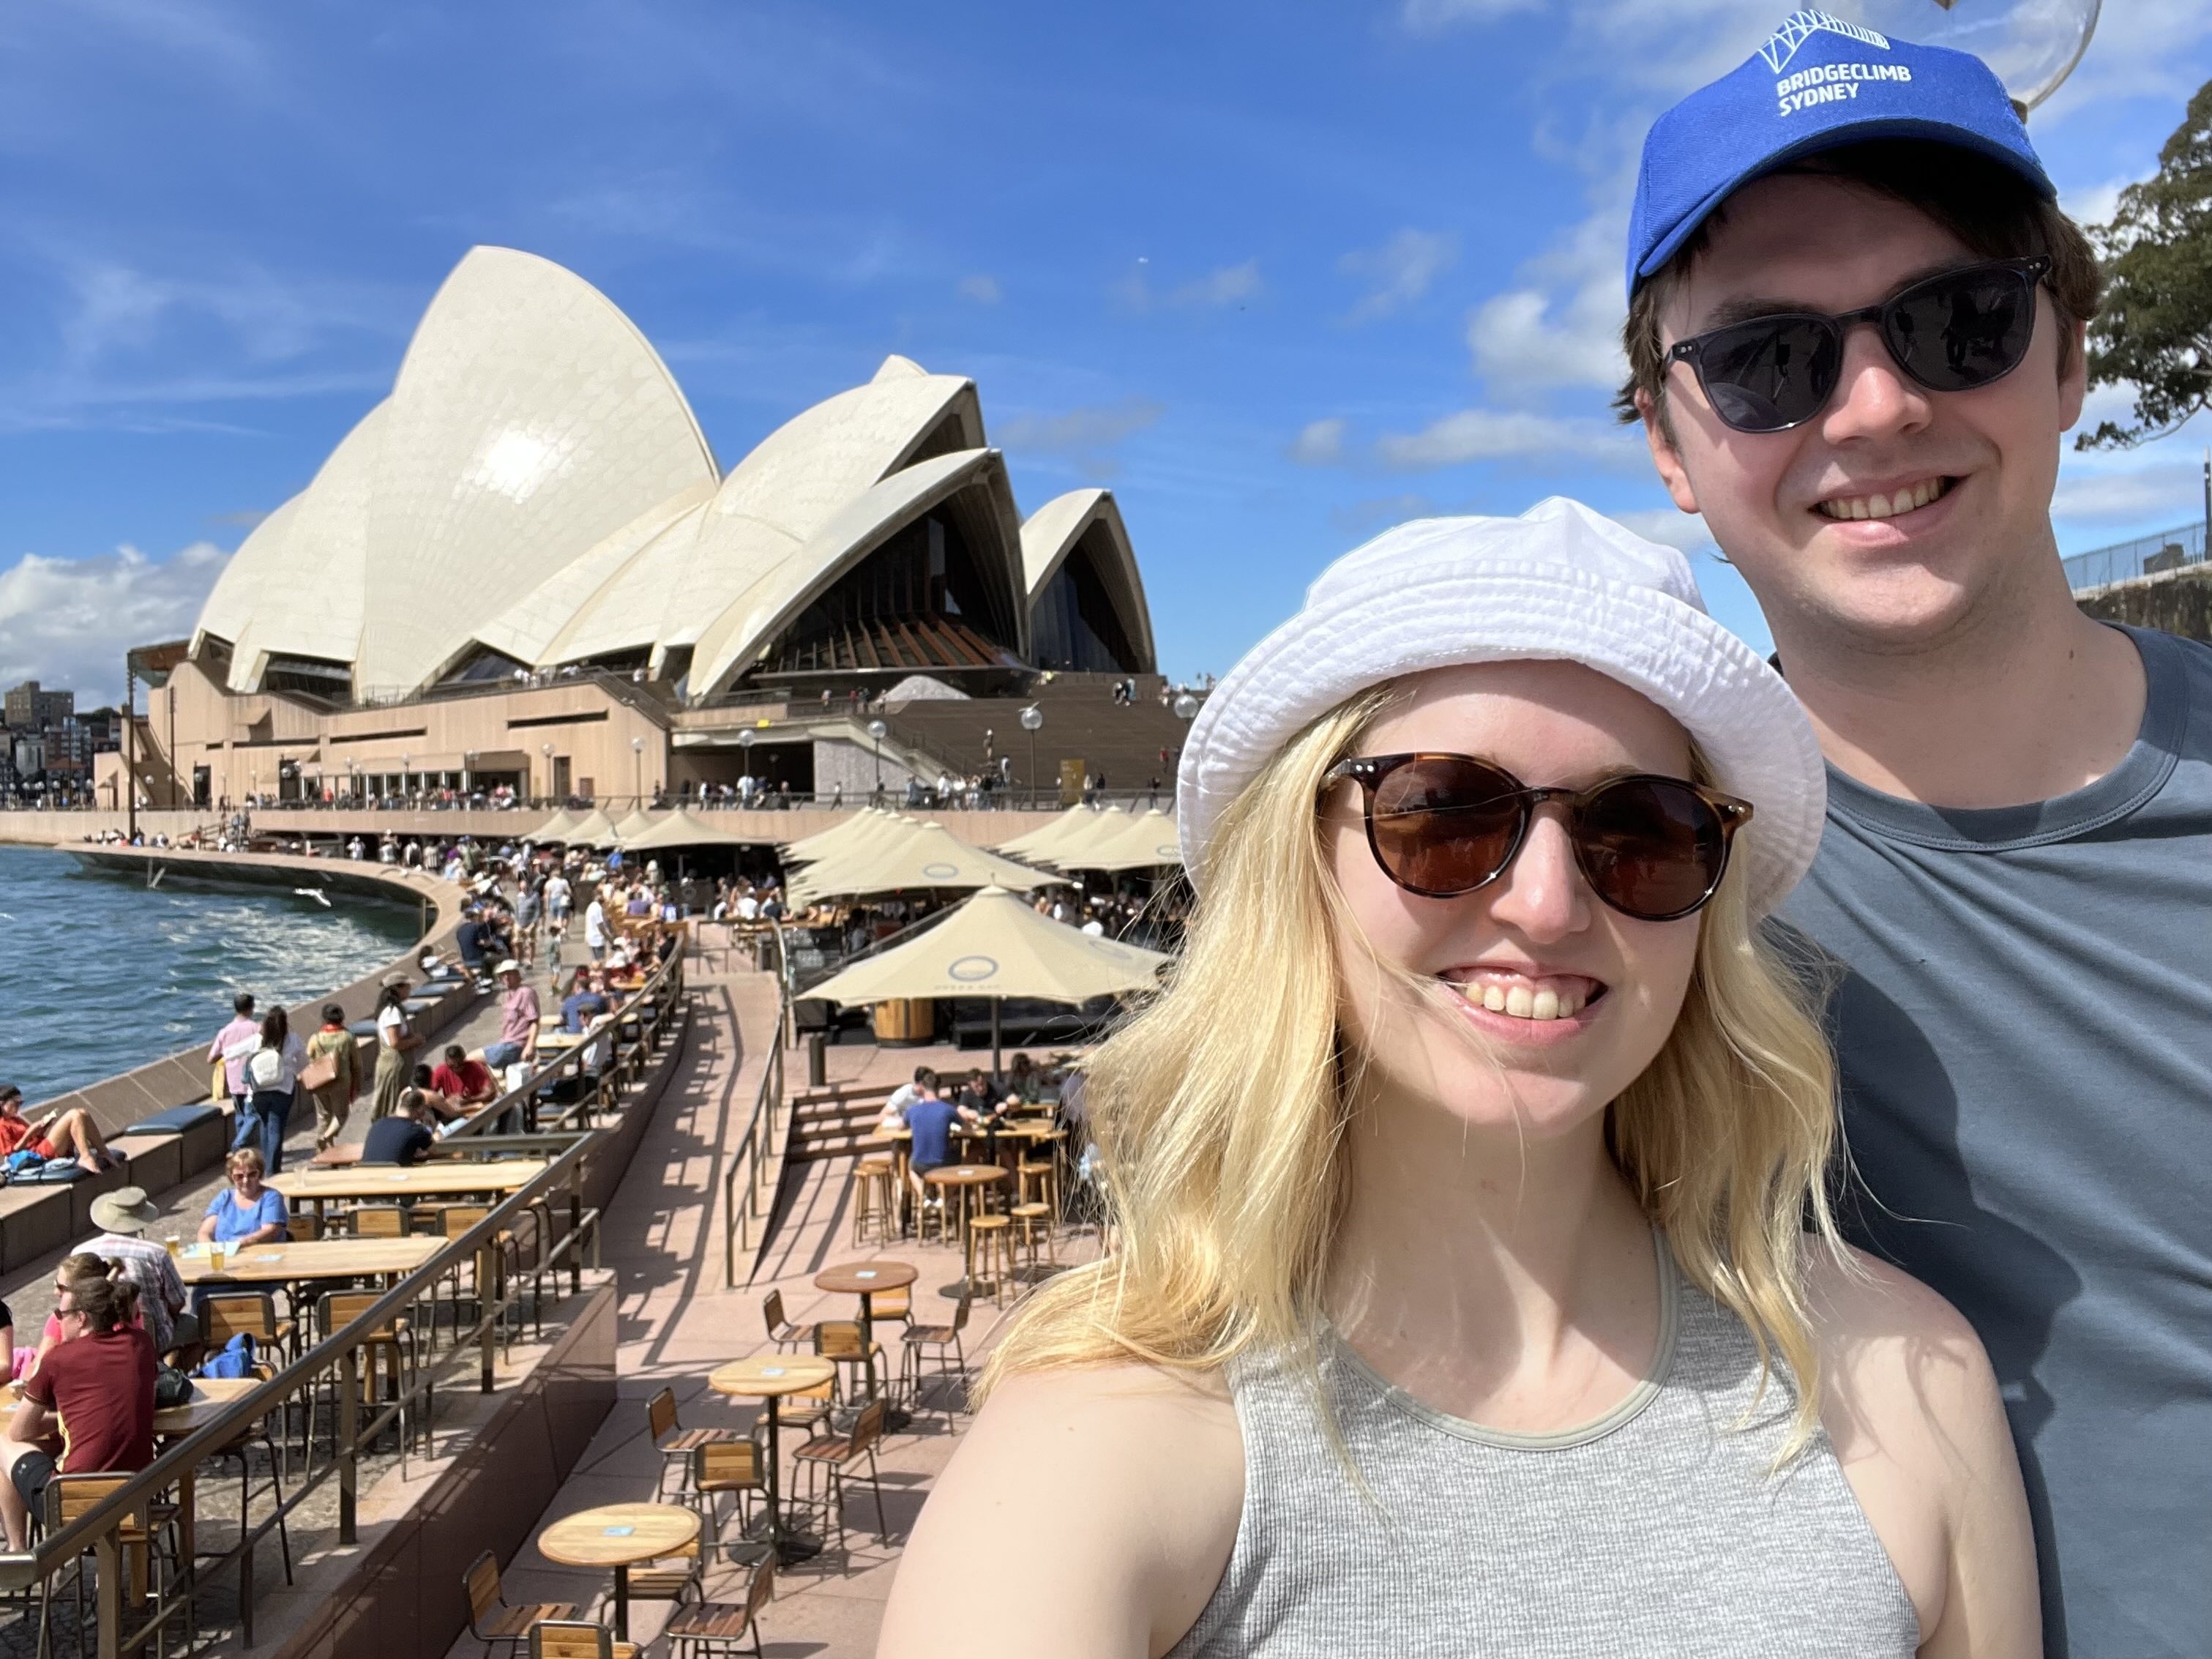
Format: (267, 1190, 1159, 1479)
(1819, 321, 1932, 444)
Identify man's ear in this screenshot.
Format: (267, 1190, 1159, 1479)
(1637, 389, 1702, 515)
(2058, 316, 2088, 430)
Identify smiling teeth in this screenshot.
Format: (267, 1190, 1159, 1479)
(1471, 983, 1582, 1021)
(1818, 477, 1946, 521)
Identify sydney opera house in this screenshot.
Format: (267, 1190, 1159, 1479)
(112, 246, 1165, 810)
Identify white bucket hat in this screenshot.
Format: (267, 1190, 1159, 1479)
(1177, 496, 1825, 916)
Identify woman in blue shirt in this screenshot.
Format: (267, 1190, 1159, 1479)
(198, 1148, 290, 1245)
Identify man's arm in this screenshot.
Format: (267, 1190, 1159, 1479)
(7, 1398, 51, 1447)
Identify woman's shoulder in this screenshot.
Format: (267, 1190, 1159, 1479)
(883, 1362, 1242, 1659)
(1801, 1242, 1999, 1419)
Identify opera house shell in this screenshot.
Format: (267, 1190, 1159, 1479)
(189, 246, 1155, 709)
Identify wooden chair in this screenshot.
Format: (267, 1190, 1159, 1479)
(791, 1398, 891, 1553)
(647, 1386, 744, 1503)
(289, 1210, 322, 1242)
(463, 1549, 576, 1659)
(759, 1289, 806, 1354)
(314, 1290, 429, 1455)
(1011, 1201, 1056, 1272)
(201, 1289, 297, 1365)
(812, 1320, 886, 1406)
(690, 1441, 766, 1547)
(350, 1204, 411, 1239)
(663, 1548, 774, 1658)
(39, 1473, 180, 1659)
(868, 1281, 911, 1329)
(622, 1537, 701, 1614)
(848, 1158, 897, 1248)
(529, 1620, 636, 1659)
(900, 1293, 973, 1427)
(968, 1215, 1017, 1307)
(198, 1352, 296, 1585)
(1016, 1151, 1059, 1215)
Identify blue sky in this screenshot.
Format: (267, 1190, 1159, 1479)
(2, 0, 2208, 705)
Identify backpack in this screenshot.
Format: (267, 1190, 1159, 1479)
(198, 1333, 256, 1379)
(249, 1047, 285, 1089)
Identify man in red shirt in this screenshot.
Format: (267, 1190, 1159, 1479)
(428, 1045, 497, 1110)
(0, 1276, 156, 1548)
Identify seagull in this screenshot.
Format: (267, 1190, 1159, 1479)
(294, 888, 331, 907)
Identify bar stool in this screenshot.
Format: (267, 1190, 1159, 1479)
(850, 1158, 897, 1248)
(1010, 1201, 1055, 1272)
(1016, 1151, 1060, 1218)
(968, 1215, 1017, 1307)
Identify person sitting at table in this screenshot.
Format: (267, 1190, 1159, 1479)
(198, 1147, 290, 1246)
(407, 1064, 472, 1127)
(903, 1081, 976, 1205)
(24, 1256, 130, 1383)
(361, 1091, 436, 1166)
(560, 969, 611, 1034)
(1003, 1052, 1042, 1110)
(430, 1044, 498, 1111)
(0, 1276, 155, 1551)
(956, 1068, 1008, 1121)
(881, 1066, 940, 1130)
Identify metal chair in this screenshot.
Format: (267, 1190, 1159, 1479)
(759, 1289, 806, 1353)
(662, 1548, 774, 1658)
(463, 1549, 575, 1659)
(689, 1441, 767, 1547)
(38, 1473, 183, 1659)
(812, 1320, 886, 1407)
(900, 1292, 973, 1427)
(646, 1386, 743, 1503)
(791, 1398, 891, 1554)
(529, 1619, 637, 1659)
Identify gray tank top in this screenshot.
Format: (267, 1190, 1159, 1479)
(1170, 1234, 1921, 1658)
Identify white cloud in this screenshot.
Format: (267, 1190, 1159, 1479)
(1286, 417, 1348, 466)
(999, 397, 1165, 455)
(957, 274, 1001, 305)
(1330, 493, 1438, 536)
(1173, 260, 1261, 307)
(1607, 505, 1714, 552)
(0, 542, 231, 704)
(1375, 407, 1633, 471)
(1340, 229, 1457, 322)
(1401, 0, 1544, 34)
(2052, 462, 2205, 528)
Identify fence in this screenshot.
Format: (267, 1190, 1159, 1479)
(723, 924, 795, 1286)
(2061, 520, 2208, 593)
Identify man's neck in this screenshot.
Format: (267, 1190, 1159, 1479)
(1774, 573, 2147, 810)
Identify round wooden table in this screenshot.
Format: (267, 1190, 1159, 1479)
(923, 1166, 1008, 1294)
(537, 1501, 700, 1640)
(709, 1355, 837, 1562)
(815, 1259, 918, 1417)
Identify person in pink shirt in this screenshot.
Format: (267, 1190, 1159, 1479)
(479, 960, 539, 1074)
(205, 991, 261, 1111)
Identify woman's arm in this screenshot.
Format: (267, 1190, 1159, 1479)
(881, 1362, 1242, 1659)
(1808, 1246, 2041, 1659)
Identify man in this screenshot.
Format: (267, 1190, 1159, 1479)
(482, 959, 540, 1075)
(583, 891, 609, 961)
(543, 866, 572, 952)
(362, 1090, 436, 1166)
(86, 1188, 194, 1359)
(0, 1275, 155, 1550)
(454, 904, 493, 981)
(206, 991, 259, 1115)
(900, 1079, 971, 1207)
(0, 1084, 119, 1174)
(429, 1044, 498, 1110)
(1626, 23, 2208, 1655)
(560, 969, 611, 1034)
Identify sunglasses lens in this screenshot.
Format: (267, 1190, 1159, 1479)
(1884, 266, 2036, 393)
(1369, 758, 1524, 895)
(1695, 315, 1841, 432)
(1576, 778, 1729, 920)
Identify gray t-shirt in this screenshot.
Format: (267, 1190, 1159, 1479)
(1780, 624, 2212, 1659)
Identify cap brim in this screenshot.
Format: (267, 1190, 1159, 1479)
(1637, 118, 2056, 284)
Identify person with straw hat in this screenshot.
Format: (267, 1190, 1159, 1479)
(884, 499, 2032, 1655)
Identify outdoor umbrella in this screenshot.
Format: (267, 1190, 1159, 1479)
(1070, 809, 1183, 873)
(994, 805, 1094, 860)
(613, 807, 660, 845)
(563, 807, 622, 846)
(621, 805, 747, 852)
(783, 808, 902, 865)
(803, 884, 1169, 1070)
(1026, 805, 1132, 870)
(532, 807, 581, 843)
(786, 820, 1062, 906)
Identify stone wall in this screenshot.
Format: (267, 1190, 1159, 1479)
(2077, 566, 2212, 642)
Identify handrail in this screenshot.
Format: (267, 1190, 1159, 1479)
(723, 922, 794, 1286)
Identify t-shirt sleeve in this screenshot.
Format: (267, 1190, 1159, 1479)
(204, 1191, 228, 1220)
(260, 1191, 289, 1230)
(22, 1355, 55, 1409)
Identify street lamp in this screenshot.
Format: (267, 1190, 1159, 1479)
(1018, 704, 1044, 809)
(1172, 689, 1199, 778)
(632, 735, 646, 809)
(400, 753, 411, 805)
(738, 726, 755, 786)
(540, 742, 553, 806)
(867, 718, 888, 802)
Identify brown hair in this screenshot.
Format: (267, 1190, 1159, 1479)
(64, 1274, 138, 1335)
(58, 1252, 111, 1287)
(1615, 140, 2102, 433)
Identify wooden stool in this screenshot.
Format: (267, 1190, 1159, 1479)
(851, 1158, 897, 1247)
(968, 1215, 1017, 1307)
(1016, 1156, 1059, 1216)
(1011, 1201, 1055, 1271)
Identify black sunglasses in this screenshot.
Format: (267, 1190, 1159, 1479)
(1326, 753, 1752, 922)
(1666, 256, 2051, 434)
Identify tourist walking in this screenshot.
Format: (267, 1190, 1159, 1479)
(885, 501, 2030, 1656)
(583, 891, 609, 961)
(206, 991, 259, 1116)
(1618, 24, 2202, 1656)
(370, 974, 420, 1120)
(302, 1004, 357, 1153)
(237, 1006, 306, 1174)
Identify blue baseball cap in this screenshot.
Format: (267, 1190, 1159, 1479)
(1626, 10, 2055, 298)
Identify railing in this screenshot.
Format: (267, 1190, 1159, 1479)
(2062, 519, 2208, 593)
(722, 922, 795, 1286)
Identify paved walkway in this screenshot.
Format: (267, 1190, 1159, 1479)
(446, 955, 1099, 1656)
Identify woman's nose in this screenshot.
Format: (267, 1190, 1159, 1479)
(1481, 810, 1590, 942)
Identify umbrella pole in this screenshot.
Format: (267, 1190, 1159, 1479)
(991, 999, 1002, 1078)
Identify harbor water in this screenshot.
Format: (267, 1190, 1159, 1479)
(0, 846, 421, 1106)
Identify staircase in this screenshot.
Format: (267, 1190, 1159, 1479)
(785, 1082, 900, 1162)
(875, 672, 1198, 800)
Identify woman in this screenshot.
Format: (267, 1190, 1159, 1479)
(883, 502, 2036, 1657)
(199, 1147, 289, 1245)
(238, 1007, 305, 1175)
(26, 1255, 126, 1380)
(370, 975, 420, 1121)
(304, 1004, 357, 1154)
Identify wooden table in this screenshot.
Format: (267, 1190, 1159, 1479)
(812, 1260, 916, 1403)
(923, 1166, 1007, 1294)
(709, 1356, 837, 1564)
(270, 1159, 547, 1222)
(176, 1237, 443, 1286)
(537, 1501, 700, 1641)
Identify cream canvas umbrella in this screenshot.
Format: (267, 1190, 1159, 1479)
(613, 807, 660, 845)
(804, 884, 1168, 1070)
(995, 805, 1092, 860)
(787, 820, 1062, 906)
(784, 808, 902, 865)
(532, 806, 581, 843)
(563, 807, 622, 846)
(1072, 809, 1183, 873)
(621, 805, 747, 852)
(1028, 805, 1132, 870)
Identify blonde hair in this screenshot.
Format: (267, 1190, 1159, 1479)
(227, 1147, 266, 1180)
(986, 685, 1845, 1451)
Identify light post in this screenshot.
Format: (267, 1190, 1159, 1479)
(540, 742, 553, 807)
(632, 735, 646, 810)
(1018, 704, 1044, 810)
(739, 726, 755, 789)
(400, 752, 411, 808)
(1172, 689, 1199, 778)
(867, 718, 888, 802)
